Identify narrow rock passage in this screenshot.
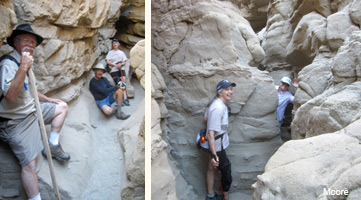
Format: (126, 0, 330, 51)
(80, 78, 144, 200)
(37, 75, 144, 199)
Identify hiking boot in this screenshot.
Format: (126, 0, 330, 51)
(116, 109, 130, 120)
(42, 143, 71, 162)
(123, 99, 130, 106)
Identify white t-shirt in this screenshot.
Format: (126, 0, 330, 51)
(105, 49, 128, 72)
(276, 86, 294, 122)
(205, 98, 230, 152)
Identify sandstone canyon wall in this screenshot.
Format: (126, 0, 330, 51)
(0, 0, 145, 199)
(152, 0, 361, 199)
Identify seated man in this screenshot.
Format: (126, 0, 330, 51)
(276, 76, 298, 126)
(105, 38, 130, 106)
(0, 24, 70, 200)
(89, 63, 130, 120)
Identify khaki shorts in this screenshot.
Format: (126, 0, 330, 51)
(0, 102, 56, 167)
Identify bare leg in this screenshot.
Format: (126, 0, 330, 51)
(121, 76, 128, 99)
(113, 88, 124, 106)
(224, 191, 229, 199)
(21, 159, 39, 198)
(206, 156, 215, 196)
(51, 101, 68, 133)
(113, 89, 129, 120)
(101, 105, 116, 115)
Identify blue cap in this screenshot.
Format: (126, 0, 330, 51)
(112, 38, 120, 43)
(216, 80, 236, 91)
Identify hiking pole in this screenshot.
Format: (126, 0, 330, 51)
(28, 66, 61, 200)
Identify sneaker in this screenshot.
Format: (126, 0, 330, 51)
(205, 193, 223, 200)
(123, 99, 130, 106)
(116, 109, 130, 120)
(42, 143, 71, 162)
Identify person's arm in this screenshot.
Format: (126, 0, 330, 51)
(208, 130, 219, 168)
(115, 52, 128, 69)
(115, 60, 127, 70)
(91, 78, 117, 94)
(207, 105, 222, 168)
(106, 59, 116, 67)
(5, 52, 33, 102)
(104, 78, 118, 92)
(292, 78, 299, 88)
(37, 92, 63, 104)
(203, 109, 208, 123)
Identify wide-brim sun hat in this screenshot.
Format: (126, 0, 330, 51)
(7, 24, 43, 47)
(216, 80, 236, 91)
(93, 63, 106, 72)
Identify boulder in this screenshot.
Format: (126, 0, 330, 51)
(253, 119, 361, 200)
(130, 40, 145, 88)
(326, 5, 359, 51)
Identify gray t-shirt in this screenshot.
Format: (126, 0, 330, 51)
(0, 51, 35, 119)
(205, 98, 230, 152)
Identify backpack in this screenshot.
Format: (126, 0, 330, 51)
(0, 55, 20, 102)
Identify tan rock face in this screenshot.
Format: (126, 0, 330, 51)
(152, 0, 265, 74)
(0, 1, 17, 46)
(12, 0, 109, 28)
(130, 39, 145, 88)
(292, 31, 361, 139)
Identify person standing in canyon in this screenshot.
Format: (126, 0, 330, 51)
(276, 77, 299, 126)
(0, 24, 70, 200)
(204, 80, 235, 200)
(105, 38, 130, 106)
(89, 62, 130, 120)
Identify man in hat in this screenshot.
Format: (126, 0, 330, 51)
(105, 38, 130, 106)
(276, 77, 299, 126)
(204, 80, 235, 200)
(0, 24, 70, 200)
(89, 62, 130, 120)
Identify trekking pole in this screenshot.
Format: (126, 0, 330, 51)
(28, 67, 61, 200)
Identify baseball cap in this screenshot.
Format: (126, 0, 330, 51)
(216, 80, 236, 91)
(112, 38, 120, 43)
(280, 77, 292, 86)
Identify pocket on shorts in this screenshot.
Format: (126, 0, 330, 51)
(0, 121, 9, 142)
